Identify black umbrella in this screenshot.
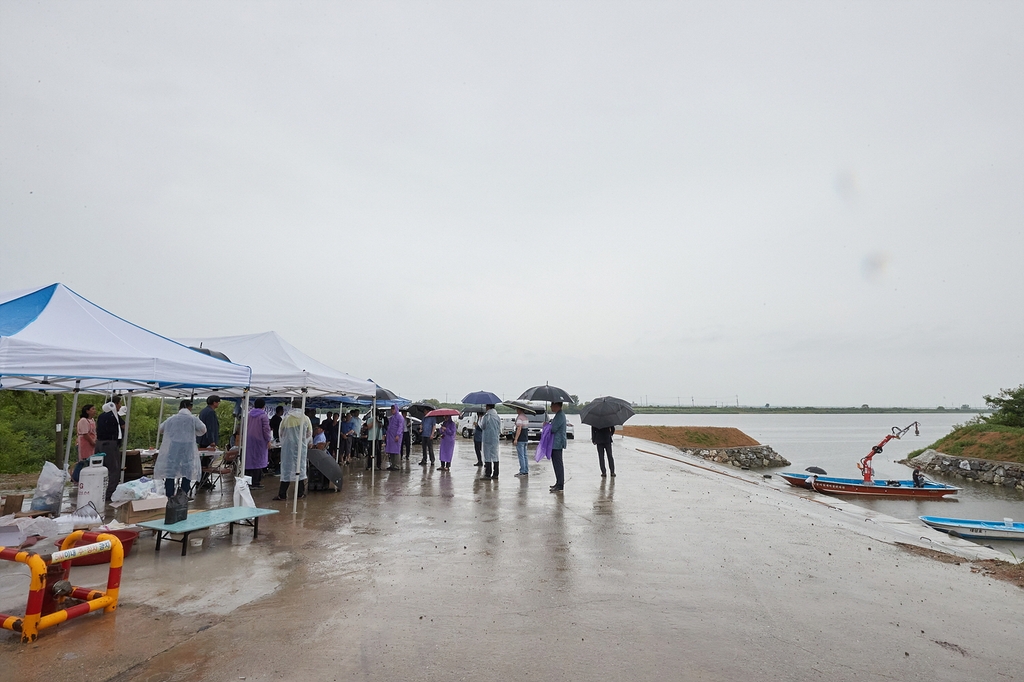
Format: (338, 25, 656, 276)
(503, 399, 543, 415)
(579, 396, 635, 429)
(805, 466, 828, 475)
(189, 346, 231, 362)
(359, 381, 400, 402)
(518, 384, 574, 404)
(407, 403, 436, 420)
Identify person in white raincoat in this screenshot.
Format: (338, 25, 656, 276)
(274, 397, 312, 501)
(154, 400, 207, 498)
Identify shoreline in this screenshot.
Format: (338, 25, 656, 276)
(3, 431, 1022, 680)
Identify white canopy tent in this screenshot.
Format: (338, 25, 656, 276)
(177, 332, 375, 512)
(0, 283, 252, 476)
(176, 332, 373, 399)
(0, 284, 252, 394)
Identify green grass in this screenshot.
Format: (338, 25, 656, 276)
(909, 423, 1024, 463)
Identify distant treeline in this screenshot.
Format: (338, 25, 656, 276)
(625, 406, 988, 415)
(423, 402, 986, 416)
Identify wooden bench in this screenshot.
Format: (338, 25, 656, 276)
(137, 507, 278, 556)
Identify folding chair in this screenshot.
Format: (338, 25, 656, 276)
(193, 450, 238, 493)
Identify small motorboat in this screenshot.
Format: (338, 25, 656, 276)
(780, 472, 959, 498)
(919, 516, 1024, 541)
(781, 421, 960, 499)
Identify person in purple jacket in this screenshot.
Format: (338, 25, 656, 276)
(245, 397, 272, 489)
(438, 415, 456, 471)
(384, 404, 405, 471)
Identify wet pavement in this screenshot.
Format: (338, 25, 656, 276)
(2, 436, 1022, 681)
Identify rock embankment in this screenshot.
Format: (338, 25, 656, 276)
(906, 449, 1024, 490)
(678, 445, 790, 469)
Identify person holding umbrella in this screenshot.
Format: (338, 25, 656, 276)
(579, 396, 634, 479)
(513, 407, 530, 476)
(472, 412, 485, 467)
(592, 425, 616, 477)
(418, 412, 437, 466)
(549, 401, 567, 492)
(438, 414, 457, 471)
(479, 404, 501, 479)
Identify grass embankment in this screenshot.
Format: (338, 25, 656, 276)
(908, 424, 1024, 463)
(619, 425, 759, 449)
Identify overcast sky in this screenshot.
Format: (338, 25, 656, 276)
(2, 1, 1021, 407)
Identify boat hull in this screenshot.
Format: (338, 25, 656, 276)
(781, 473, 959, 498)
(919, 516, 1024, 541)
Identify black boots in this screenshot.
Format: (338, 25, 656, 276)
(482, 462, 499, 479)
(483, 462, 492, 478)
(493, 461, 499, 479)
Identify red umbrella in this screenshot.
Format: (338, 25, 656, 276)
(425, 408, 460, 418)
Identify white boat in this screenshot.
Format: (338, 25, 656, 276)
(919, 516, 1024, 541)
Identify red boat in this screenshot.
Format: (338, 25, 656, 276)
(781, 422, 960, 499)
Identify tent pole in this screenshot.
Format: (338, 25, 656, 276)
(294, 392, 307, 515)
(120, 394, 133, 484)
(335, 406, 343, 464)
(371, 397, 377, 485)
(60, 388, 81, 513)
(154, 397, 165, 449)
(55, 394, 64, 465)
(238, 390, 250, 487)
(62, 383, 81, 472)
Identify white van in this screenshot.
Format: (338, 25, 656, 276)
(457, 410, 481, 438)
(458, 405, 574, 440)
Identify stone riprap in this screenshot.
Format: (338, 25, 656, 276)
(677, 444, 790, 469)
(906, 449, 1024, 490)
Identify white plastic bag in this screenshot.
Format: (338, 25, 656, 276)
(233, 476, 256, 508)
(30, 462, 66, 513)
(111, 477, 159, 503)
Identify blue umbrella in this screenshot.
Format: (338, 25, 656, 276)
(462, 390, 502, 404)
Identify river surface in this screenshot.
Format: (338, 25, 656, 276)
(567, 412, 1024, 556)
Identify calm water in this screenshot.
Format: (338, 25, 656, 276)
(568, 412, 1024, 555)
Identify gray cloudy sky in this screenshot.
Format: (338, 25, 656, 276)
(2, 1, 1021, 407)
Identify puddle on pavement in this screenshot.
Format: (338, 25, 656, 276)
(131, 543, 294, 616)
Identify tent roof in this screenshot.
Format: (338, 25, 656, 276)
(0, 283, 252, 394)
(176, 332, 375, 398)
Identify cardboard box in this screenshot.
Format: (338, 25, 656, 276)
(115, 496, 168, 525)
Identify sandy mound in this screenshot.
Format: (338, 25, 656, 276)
(619, 425, 759, 449)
